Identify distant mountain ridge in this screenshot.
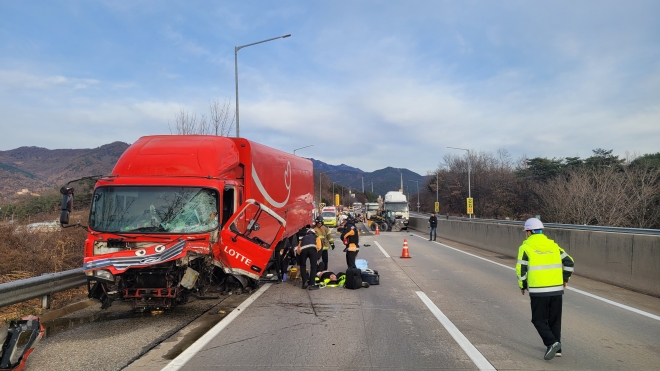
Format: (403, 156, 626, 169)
(309, 159, 425, 198)
(0, 142, 130, 202)
(308, 158, 363, 173)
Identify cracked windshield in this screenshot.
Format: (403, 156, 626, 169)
(90, 186, 219, 233)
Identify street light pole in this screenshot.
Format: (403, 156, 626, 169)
(318, 171, 323, 207)
(235, 33, 291, 138)
(447, 147, 471, 218)
(293, 144, 313, 155)
(332, 181, 339, 206)
(436, 172, 439, 207)
(409, 180, 419, 213)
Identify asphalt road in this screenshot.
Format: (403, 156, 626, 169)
(22, 226, 660, 370)
(153, 228, 660, 370)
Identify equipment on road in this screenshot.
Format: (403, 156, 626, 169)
(344, 267, 363, 289)
(368, 210, 406, 232)
(361, 269, 379, 285)
(0, 316, 44, 371)
(400, 239, 411, 258)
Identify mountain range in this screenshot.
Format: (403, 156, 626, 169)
(0, 142, 424, 203)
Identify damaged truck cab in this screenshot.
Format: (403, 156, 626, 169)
(65, 136, 314, 310)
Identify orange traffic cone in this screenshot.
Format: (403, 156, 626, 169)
(375, 223, 380, 235)
(400, 239, 411, 258)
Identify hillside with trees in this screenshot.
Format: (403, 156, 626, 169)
(414, 149, 660, 229)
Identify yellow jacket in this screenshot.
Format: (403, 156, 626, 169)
(516, 233, 574, 297)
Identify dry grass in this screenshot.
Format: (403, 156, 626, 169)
(0, 212, 89, 322)
(0, 287, 89, 323)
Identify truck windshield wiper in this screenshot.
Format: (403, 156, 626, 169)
(124, 226, 167, 233)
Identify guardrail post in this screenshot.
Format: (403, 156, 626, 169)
(41, 294, 51, 309)
(40, 273, 51, 309)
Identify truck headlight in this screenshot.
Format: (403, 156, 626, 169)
(88, 269, 114, 282)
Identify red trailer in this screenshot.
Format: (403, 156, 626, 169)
(64, 135, 314, 310)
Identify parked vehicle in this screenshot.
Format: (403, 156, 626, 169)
(321, 206, 338, 227)
(60, 135, 314, 310)
(383, 191, 409, 229)
(364, 202, 379, 219)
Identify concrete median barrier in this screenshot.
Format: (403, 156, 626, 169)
(409, 216, 660, 297)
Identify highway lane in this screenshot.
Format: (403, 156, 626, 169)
(388, 231, 660, 370)
(161, 228, 660, 371)
(169, 234, 481, 370)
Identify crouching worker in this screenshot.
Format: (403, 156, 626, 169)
(315, 271, 346, 287)
(298, 227, 322, 290)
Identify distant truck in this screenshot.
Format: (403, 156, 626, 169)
(60, 135, 314, 310)
(383, 191, 409, 229)
(364, 202, 380, 219)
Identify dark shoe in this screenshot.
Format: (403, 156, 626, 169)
(544, 342, 561, 360)
(308, 285, 320, 290)
(556, 349, 562, 357)
(302, 283, 308, 290)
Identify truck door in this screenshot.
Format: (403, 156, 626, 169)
(219, 199, 286, 277)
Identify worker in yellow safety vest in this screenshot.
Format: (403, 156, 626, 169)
(516, 218, 574, 361)
(314, 216, 334, 271)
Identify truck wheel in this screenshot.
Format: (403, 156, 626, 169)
(379, 222, 388, 232)
(370, 223, 377, 231)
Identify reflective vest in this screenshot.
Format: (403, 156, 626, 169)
(299, 234, 320, 252)
(516, 234, 574, 297)
(341, 224, 359, 252)
(314, 225, 333, 250)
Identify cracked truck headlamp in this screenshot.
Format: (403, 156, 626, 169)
(86, 269, 114, 282)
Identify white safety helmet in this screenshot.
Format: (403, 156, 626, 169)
(524, 218, 544, 231)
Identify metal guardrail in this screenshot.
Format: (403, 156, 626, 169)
(409, 213, 660, 236)
(0, 268, 87, 309)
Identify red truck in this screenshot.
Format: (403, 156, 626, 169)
(60, 135, 314, 310)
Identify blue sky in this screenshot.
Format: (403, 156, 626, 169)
(1, 1, 659, 174)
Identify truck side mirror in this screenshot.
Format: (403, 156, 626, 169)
(60, 187, 74, 225)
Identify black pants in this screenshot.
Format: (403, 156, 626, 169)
(530, 295, 562, 346)
(318, 249, 329, 271)
(345, 251, 357, 269)
(299, 248, 318, 286)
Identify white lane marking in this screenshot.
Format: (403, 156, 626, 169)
(568, 287, 660, 321)
(161, 283, 272, 371)
(412, 234, 660, 322)
(373, 241, 391, 258)
(412, 234, 512, 270)
(417, 291, 496, 371)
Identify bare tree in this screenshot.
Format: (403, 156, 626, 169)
(168, 98, 234, 136)
(208, 98, 235, 136)
(535, 165, 660, 228)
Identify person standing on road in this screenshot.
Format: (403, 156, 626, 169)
(340, 216, 359, 269)
(314, 216, 334, 271)
(298, 227, 321, 290)
(516, 218, 574, 360)
(428, 212, 438, 241)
